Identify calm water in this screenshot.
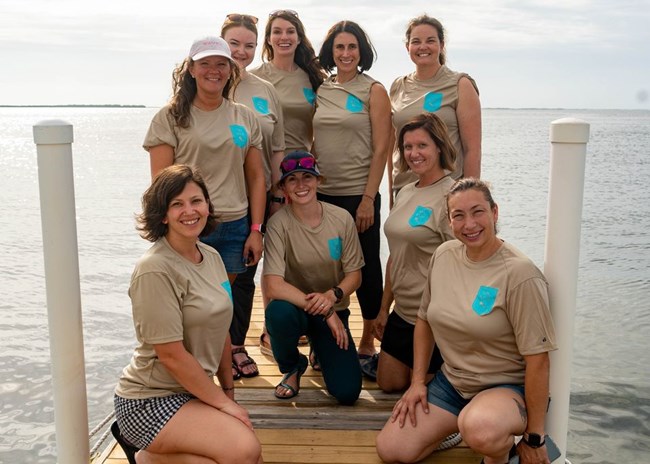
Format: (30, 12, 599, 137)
(1, 108, 649, 463)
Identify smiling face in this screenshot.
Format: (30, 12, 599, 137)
(223, 26, 257, 70)
(281, 171, 320, 205)
(407, 24, 442, 67)
(402, 127, 444, 181)
(447, 188, 500, 260)
(333, 31, 360, 75)
(268, 17, 300, 58)
(163, 181, 210, 243)
(190, 55, 232, 96)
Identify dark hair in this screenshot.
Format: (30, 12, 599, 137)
(262, 11, 325, 91)
(446, 178, 497, 231)
(397, 113, 456, 173)
(221, 14, 258, 39)
(137, 165, 217, 242)
(318, 20, 376, 73)
(169, 56, 241, 129)
(405, 14, 446, 65)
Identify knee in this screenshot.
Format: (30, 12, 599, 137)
(376, 429, 418, 464)
(229, 432, 262, 464)
(376, 373, 408, 394)
(458, 411, 501, 452)
(265, 300, 298, 335)
(329, 384, 360, 406)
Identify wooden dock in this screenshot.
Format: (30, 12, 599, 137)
(93, 292, 481, 463)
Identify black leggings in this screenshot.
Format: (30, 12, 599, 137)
(317, 193, 383, 321)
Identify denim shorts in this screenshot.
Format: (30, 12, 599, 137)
(200, 216, 248, 274)
(114, 393, 194, 449)
(426, 370, 525, 416)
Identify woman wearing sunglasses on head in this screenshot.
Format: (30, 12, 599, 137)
(388, 14, 481, 204)
(262, 151, 363, 404)
(313, 21, 392, 376)
(219, 13, 286, 380)
(143, 36, 266, 287)
(251, 10, 325, 154)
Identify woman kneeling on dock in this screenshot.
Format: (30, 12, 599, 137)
(112, 165, 262, 464)
(376, 179, 557, 464)
(262, 151, 364, 405)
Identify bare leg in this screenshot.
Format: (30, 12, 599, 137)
(376, 401, 458, 464)
(376, 351, 410, 393)
(143, 399, 262, 464)
(459, 388, 526, 463)
(357, 319, 377, 356)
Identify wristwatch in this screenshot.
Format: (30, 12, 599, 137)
(271, 196, 285, 204)
(522, 433, 545, 448)
(332, 286, 343, 304)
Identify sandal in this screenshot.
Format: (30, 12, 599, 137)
(359, 353, 379, 381)
(232, 361, 242, 380)
(111, 421, 139, 464)
(260, 332, 274, 357)
(309, 346, 321, 371)
(232, 347, 259, 378)
(274, 355, 308, 399)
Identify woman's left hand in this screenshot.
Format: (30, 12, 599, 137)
(325, 312, 349, 350)
(243, 231, 263, 266)
(355, 196, 375, 233)
(516, 441, 552, 464)
(304, 292, 335, 316)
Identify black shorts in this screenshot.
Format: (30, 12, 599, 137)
(380, 310, 443, 374)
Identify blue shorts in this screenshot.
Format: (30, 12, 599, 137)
(200, 216, 248, 274)
(426, 370, 525, 416)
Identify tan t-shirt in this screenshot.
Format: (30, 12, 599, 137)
(390, 65, 479, 189)
(384, 176, 455, 323)
(143, 100, 263, 221)
(263, 202, 365, 310)
(231, 73, 286, 191)
(251, 62, 315, 153)
(313, 73, 377, 195)
(417, 240, 557, 399)
(116, 238, 233, 399)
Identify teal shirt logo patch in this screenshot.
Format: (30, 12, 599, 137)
(229, 124, 249, 148)
(303, 87, 316, 105)
(423, 92, 443, 112)
(221, 280, 233, 303)
(408, 206, 433, 227)
(328, 237, 342, 260)
(345, 94, 363, 112)
(252, 96, 270, 115)
(472, 285, 498, 316)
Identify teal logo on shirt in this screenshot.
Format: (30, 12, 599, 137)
(221, 280, 233, 303)
(328, 237, 342, 260)
(252, 96, 270, 115)
(423, 92, 443, 112)
(303, 87, 316, 105)
(229, 124, 249, 148)
(472, 285, 498, 316)
(345, 94, 363, 112)
(408, 206, 433, 227)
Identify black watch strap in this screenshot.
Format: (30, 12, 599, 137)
(523, 433, 545, 448)
(332, 286, 343, 303)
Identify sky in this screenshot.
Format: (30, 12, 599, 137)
(1, 0, 649, 109)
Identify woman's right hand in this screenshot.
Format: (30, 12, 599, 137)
(219, 401, 254, 430)
(326, 312, 349, 350)
(373, 308, 389, 341)
(390, 382, 429, 428)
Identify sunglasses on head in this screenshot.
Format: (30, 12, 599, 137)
(269, 9, 299, 18)
(281, 156, 316, 173)
(226, 13, 259, 24)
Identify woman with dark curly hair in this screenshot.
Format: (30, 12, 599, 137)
(111, 165, 261, 464)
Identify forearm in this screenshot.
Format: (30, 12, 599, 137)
(523, 352, 551, 435)
(379, 258, 394, 313)
(216, 335, 235, 390)
(263, 275, 308, 308)
(244, 150, 266, 225)
(411, 317, 435, 385)
(270, 150, 285, 196)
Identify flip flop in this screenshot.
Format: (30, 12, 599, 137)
(274, 355, 308, 399)
(110, 421, 139, 464)
(232, 347, 259, 378)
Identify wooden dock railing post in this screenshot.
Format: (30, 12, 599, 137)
(33, 120, 89, 464)
(544, 117, 589, 463)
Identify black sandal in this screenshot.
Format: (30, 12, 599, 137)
(232, 347, 259, 378)
(274, 355, 308, 399)
(111, 421, 139, 464)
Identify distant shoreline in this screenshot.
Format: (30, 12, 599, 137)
(0, 104, 146, 108)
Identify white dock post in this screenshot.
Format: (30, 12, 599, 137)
(33, 120, 89, 464)
(544, 118, 589, 462)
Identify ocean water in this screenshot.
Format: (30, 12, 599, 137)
(0, 107, 648, 463)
